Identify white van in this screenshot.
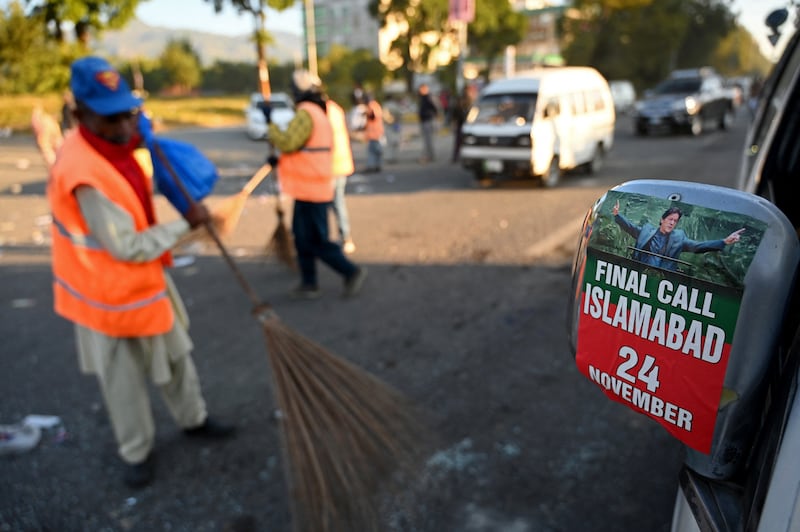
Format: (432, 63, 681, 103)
(459, 67, 615, 187)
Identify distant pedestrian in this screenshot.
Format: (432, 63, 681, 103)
(417, 84, 438, 163)
(383, 94, 402, 164)
(363, 94, 384, 173)
(326, 96, 357, 254)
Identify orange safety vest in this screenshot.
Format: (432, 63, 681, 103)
(326, 100, 354, 177)
(48, 132, 174, 337)
(278, 102, 334, 202)
(365, 100, 384, 141)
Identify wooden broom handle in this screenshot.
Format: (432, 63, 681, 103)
(243, 163, 272, 195)
(150, 141, 272, 313)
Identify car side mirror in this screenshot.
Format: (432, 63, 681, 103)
(567, 179, 800, 480)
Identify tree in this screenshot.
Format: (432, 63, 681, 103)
(0, 1, 71, 94)
(203, 0, 296, 97)
(559, 0, 744, 91)
(469, 0, 527, 80)
(369, 0, 463, 91)
(317, 44, 386, 105)
(20, 0, 141, 44)
(158, 39, 203, 94)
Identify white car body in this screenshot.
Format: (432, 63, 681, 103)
(245, 92, 295, 140)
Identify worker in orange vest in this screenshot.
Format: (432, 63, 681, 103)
(265, 70, 367, 299)
(48, 56, 235, 489)
(363, 93, 385, 173)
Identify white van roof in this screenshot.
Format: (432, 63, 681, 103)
(482, 67, 608, 95)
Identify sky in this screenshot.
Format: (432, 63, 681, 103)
(134, 0, 793, 60)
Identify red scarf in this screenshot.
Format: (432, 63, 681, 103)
(79, 125, 156, 225)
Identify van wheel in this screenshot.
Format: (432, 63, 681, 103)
(541, 157, 561, 188)
(586, 144, 605, 174)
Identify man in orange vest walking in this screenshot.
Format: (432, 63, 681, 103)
(48, 56, 235, 489)
(265, 70, 367, 299)
(363, 93, 385, 173)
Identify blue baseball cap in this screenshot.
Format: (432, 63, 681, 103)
(70, 56, 142, 116)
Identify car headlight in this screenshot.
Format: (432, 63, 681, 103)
(684, 96, 698, 114)
(463, 135, 477, 145)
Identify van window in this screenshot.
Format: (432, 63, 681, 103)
(570, 92, 586, 115)
(544, 97, 560, 118)
(468, 93, 537, 125)
(587, 89, 606, 112)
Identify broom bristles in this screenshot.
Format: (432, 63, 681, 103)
(266, 204, 296, 269)
(261, 315, 429, 532)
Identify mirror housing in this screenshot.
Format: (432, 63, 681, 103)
(568, 180, 800, 479)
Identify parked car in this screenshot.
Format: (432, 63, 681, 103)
(244, 92, 295, 140)
(608, 80, 637, 115)
(633, 67, 735, 136)
(568, 7, 800, 532)
(460, 67, 615, 187)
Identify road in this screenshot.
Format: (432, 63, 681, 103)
(0, 112, 750, 531)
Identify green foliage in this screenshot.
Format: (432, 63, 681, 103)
(370, 0, 451, 87)
(318, 45, 386, 105)
(158, 39, 203, 93)
(469, 0, 527, 79)
(0, 2, 77, 95)
(559, 0, 769, 92)
(23, 0, 141, 42)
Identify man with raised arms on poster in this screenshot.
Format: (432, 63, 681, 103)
(612, 200, 745, 272)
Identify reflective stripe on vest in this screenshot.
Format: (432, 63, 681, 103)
(278, 102, 335, 202)
(47, 132, 174, 337)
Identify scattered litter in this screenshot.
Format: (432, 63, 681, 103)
(0, 423, 41, 455)
(31, 230, 45, 245)
(125, 497, 137, 507)
(233, 248, 248, 257)
(172, 256, 196, 268)
(13, 161, 28, 171)
(23, 415, 61, 429)
(11, 299, 36, 309)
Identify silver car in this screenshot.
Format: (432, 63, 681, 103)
(244, 92, 295, 140)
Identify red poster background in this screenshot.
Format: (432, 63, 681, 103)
(575, 293, 731, 453)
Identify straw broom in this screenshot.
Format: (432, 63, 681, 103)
(264, 171, 295, 269)
(151, 142, 428, 531)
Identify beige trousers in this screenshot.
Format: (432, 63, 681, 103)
(93, 342, 208, 464)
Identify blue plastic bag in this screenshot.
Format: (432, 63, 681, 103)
(138, 113, 219, 214)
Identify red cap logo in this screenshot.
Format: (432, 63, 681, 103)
(95, 70, 120, 91)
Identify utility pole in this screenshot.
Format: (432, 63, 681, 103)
(304, 0, 318, 77)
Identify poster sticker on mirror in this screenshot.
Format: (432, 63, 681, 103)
(574, 190, 766, 453)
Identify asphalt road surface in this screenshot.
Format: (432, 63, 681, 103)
(0, 111, 750, 531)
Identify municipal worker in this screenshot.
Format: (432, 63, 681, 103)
(264, 70, 367, 299)
(363, 94, 385, 173)
(47, 56, 234, 489)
